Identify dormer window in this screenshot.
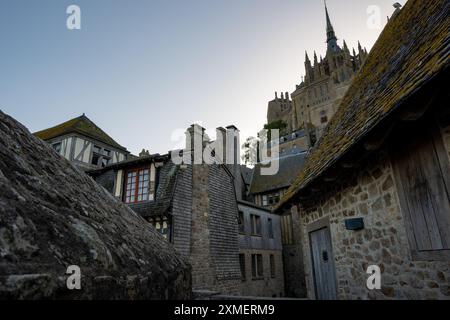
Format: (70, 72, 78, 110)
(125, 168, 150, 203)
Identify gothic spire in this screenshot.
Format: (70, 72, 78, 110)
(324, 1, 339, 53)
(325, 1, 338, 48)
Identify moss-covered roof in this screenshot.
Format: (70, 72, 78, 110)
(276, 0, 450, 211)
(34, 114, 128, 151)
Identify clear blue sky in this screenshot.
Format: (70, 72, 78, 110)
(0, 0, 403, 155)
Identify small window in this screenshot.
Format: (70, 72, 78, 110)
(103, 149, 111, 156)
(239, 254, 246, 281)
(262, 195, 268, 206)
(268, 193, 280, 205)
(52, 142, 62, 154)
(91, 145, 102, 165)
(250, 214, 262, 236)
(91, 153, 100, 165)
(270, 254, 276, 278)
(251, 254, 264, 279)
(148, 216, 171, 241)
(238, 211, 245, 234)
(320, 111, 328, 124)
(268, 218, 274, 239)
(101, 157, 111, 167)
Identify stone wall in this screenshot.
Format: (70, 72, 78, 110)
(190, 164, 215, 291)
(189, 164, 241, 294)
(0, 111, 191, 299)
(298, 147, 450, 300)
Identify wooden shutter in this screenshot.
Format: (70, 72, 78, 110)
(392, 119, 450, 257)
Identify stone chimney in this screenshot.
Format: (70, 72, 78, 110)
(139, 149, 150, 157)
(226, 125, 242, 201)
(185, 123, 206, 164)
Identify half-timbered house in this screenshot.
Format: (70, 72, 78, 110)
(34, 114, 130, 171)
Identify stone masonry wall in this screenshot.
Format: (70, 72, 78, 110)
(298, 146, 450, 300)
(190, 164, 215, 291)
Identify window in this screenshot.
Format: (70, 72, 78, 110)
(270, 255, 276, 278)
(101, 157, 112, 167)
(238, 211, 245, 234)
(93, 146, 101, 154)
(250, 214, 262, 236)
(268, 218, 274, 239)
(125, 168, 150, 203)
(91, 145, 101, 165)
(268, 193, 280, 205)
(320, 111, 328, 124)
(52, 142, 62, 154)
(239, 254, 246, 281)
(262, 195, 268, 206)
(92, 145, 112, 167)
(148, 216, 171, 241)
(91, 153, 100, 166)
(251, 254, 264, 279)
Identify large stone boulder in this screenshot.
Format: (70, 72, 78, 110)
(0, 111, 191, 299)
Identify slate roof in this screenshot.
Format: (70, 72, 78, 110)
(241, 165, 253, 186)
(87, 153, 167, 174)
(276, 0, 450, 211)
(137, 161, 179, 218)
(34, 114, 128, 151)
(249, 152, 307, 194)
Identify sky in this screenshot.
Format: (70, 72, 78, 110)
(0, 0, 404, 155)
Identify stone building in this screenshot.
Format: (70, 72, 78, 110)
(276, 0, 450, 300)
(249, 148, 307, 298)
(237, 200, 284, 297)
(34, 114, 130, 171)
(0, 111, 190, 299)
(267, 3, 367, 150)
(267, 92, 295, 135)
(90, 124, 243, 294)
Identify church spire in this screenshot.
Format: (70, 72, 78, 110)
(325, 1, 339, 52)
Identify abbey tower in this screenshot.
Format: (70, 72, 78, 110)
(267, 3, 368, 147)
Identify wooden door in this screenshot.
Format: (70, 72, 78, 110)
(310, 227, 338, 300)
